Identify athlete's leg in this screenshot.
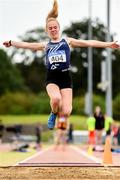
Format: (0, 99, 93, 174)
(57, 88, 72, 130)
(46, 83, 62, 113)
(46, 83, 62, 129)
(60, 88, 73, 118)
(60, 129, 67, 151)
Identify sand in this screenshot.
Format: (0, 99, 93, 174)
(0, 167, 120, 180)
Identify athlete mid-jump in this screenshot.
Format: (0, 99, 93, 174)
(3, 0, 120, 130)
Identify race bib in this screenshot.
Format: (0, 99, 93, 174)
(48, 50, 66, 64)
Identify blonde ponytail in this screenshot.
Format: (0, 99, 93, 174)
(46, 0, 58, 22)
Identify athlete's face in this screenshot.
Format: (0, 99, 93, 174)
(46, 20, 60, 40)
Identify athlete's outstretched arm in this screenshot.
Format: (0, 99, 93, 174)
(3, 40, 46, 51)
(68, 37, 120, 49)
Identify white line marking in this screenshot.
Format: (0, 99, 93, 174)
(13, 146, 53, 166)
(71, 146, 102, 163)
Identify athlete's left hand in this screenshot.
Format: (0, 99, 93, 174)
(110, 41, 120, 49)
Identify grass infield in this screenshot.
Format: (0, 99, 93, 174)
(0, 114, 87, 130)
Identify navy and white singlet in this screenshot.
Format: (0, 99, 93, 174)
(45, 38, 73, 89)
(45, 38, 70, 71)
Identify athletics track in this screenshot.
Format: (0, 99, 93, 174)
(15, 145, 120, 167)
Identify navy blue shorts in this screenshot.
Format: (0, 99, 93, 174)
(45, 70, 73, 89)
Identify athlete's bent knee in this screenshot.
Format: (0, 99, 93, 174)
(51, 96, 61, 106)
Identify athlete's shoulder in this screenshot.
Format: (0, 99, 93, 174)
(61, 36, 72, 47)
(37, 41, 48, 50)
(61, 35, 69, 43)
(64, 37, 77, 47)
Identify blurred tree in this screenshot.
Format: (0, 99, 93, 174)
(0, 49, 26, 95)
(9, 28, 48, 64)
(17, 58, 46, 93)
(9, 28, 48, 93)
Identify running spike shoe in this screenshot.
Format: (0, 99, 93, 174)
(48, 112, 57, 130)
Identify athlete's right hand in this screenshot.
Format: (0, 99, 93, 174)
(3, 41, 11, 47)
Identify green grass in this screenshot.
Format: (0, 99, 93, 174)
(0, 149, 36, 166)
(0, 144, 50, 166)
(0, 114, 88, 130)
(69, 115, 87, 130)
(0, 115, 48, 125)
